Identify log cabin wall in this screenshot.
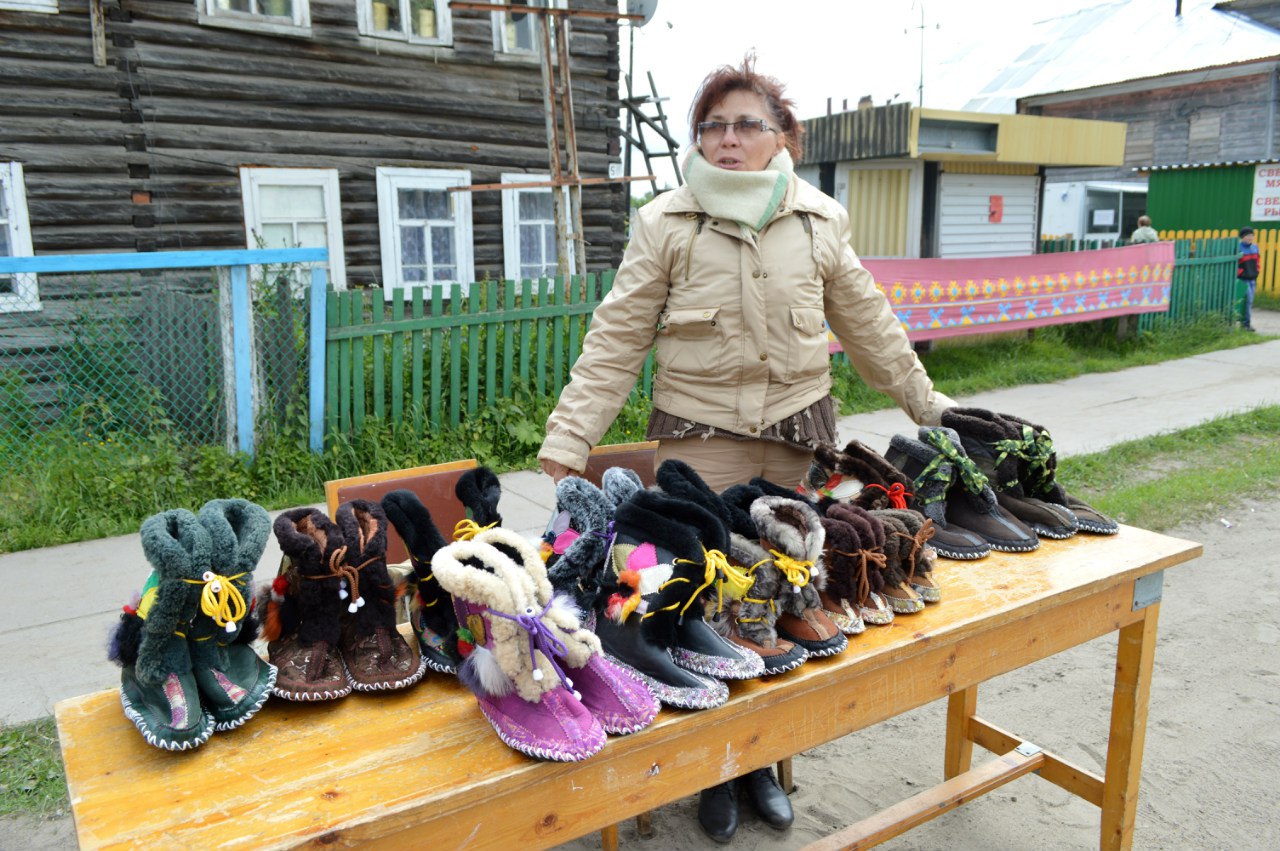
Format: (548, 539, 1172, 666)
(0, 0, 624, 433)
(0, 0, 627, 278)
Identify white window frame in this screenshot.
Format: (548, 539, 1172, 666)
(0, 0, 58, 13)
(491, 0, 565, 56)
(0, 162, 40, 315)
(356, 0, 453, 46)
(239, 167, 346, 291)
(500, 172, 574, 283)
(375, 167, 474, 301)
(198, 0, 311, 38)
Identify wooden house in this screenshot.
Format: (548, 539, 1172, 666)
(0, 0, 626, 439)
(0, 0, 627, 307)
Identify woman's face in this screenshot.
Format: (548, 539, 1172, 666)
(698, 90, 787, 172)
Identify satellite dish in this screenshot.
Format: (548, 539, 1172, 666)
(626, 0, 658, 27)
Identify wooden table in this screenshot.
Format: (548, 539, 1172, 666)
(55, 524, 1199, 850)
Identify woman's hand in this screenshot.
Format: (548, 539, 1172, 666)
(540, 458, 576, 482)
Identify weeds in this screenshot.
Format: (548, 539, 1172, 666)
(0, 718, 66, 819)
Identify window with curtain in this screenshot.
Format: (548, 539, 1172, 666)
(375, 167, 474, 299)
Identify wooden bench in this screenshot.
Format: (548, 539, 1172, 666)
(55, 524, 1199, 850)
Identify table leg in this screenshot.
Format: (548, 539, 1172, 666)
(777, 756, 794, 793)
(600, 823, 619, 851)
(944, 685, 978, 780)
(635, 811, 653, 838)
(1100, 605, 1159, 851)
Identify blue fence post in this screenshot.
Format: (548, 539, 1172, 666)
(229, 264, 255, 458)
(309, 267, 328, 453)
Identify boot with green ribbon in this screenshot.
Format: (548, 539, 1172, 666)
(107, 510, 216, 751)
(190, 498, 277, 730)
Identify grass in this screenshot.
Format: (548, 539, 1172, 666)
(2, 404, 1277, 821)
(0, 718, 65, 819)
(1056, 405, 1280, 532)
(831, 314, 1269, 414)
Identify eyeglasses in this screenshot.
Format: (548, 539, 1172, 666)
(696, 119, 777, 142)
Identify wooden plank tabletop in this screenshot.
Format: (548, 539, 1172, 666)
(56, 525, 1200, 850)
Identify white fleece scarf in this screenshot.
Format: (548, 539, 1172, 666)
(682, 148, 793, 232)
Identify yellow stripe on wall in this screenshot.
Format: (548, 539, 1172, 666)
(848, 168, 908, 256)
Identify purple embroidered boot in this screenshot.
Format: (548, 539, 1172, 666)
(432, 538, 606, 761)
(476, 526, 658, 735)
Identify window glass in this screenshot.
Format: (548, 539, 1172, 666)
(375, 168, 473, 297)
(362, 0, 451, 43)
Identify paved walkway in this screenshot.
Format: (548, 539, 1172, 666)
(4, 313, 1278, 726)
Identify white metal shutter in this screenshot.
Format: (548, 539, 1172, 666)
(937, 173, 1039, 258)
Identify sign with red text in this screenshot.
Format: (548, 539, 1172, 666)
(1252, 164, 1280, 221)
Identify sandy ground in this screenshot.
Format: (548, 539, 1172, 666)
(6, 501, 1278, 850)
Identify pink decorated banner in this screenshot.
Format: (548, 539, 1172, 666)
(842, 243, 1175, 344)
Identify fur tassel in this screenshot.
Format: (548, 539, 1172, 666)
(457, 645, 514, 697)
(548, 592, 585, 628)
(107, 610, 143, 667)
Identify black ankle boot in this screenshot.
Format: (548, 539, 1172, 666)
(741, 766, 793, 830)
(698, 780, 739, 843)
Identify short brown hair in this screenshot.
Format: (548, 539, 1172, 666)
(1137, 215, 1151, 227)
(688, 55, 804, 162)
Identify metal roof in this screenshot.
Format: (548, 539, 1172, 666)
(1134, 158, 1280, 171)
(940, 0, 1280, 114)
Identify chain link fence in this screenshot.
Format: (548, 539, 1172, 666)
(0, 258, 315, 466)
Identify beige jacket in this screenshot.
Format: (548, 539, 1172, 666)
(539, 176, 953, 472)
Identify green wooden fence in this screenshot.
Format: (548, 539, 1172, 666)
(1136, 237, 1241, 331)
(324, 272, 655, 438)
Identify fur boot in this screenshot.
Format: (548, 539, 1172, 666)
(652, 461, 767, 679)
(718, 484, 810, 674)
(108, 509, 215, 751)
(264, 508, 353, 701)
(381, 489, 457, 674)
(868, 511, 926, 613)
(941, 408, 1080, 539)
(825, 504, 896, 625)
(816, 516, 868, 634)
(431, 537, 606, 761)
(543, 476, 615, 612)
(750, 495, 848, 657)
(594, 489, 730, 709)
(997, 412, 1119, 534)
(189, 499, 277, 731)
(334, 499, 427, 691)
(873, 507, 941, 603)
(828, 438, 991, 560)
(472, 527, 658, 735)
(886, 428, 1039, 554)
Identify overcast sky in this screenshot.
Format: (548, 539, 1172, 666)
(616, 0, 1160, 190)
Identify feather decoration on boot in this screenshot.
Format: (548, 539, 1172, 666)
(457, 644, 516, 697)
(107, 605, 144, 667)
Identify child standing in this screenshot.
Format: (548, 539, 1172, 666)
(1238, 227, 1260, 332)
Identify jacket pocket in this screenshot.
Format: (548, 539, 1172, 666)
(785, 306, 829, 383)
(656, 306, 724, 376)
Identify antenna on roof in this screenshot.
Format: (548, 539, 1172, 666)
(906, 1, 940, 106)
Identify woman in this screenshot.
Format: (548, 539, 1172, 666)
(537, 57, 954, 842)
